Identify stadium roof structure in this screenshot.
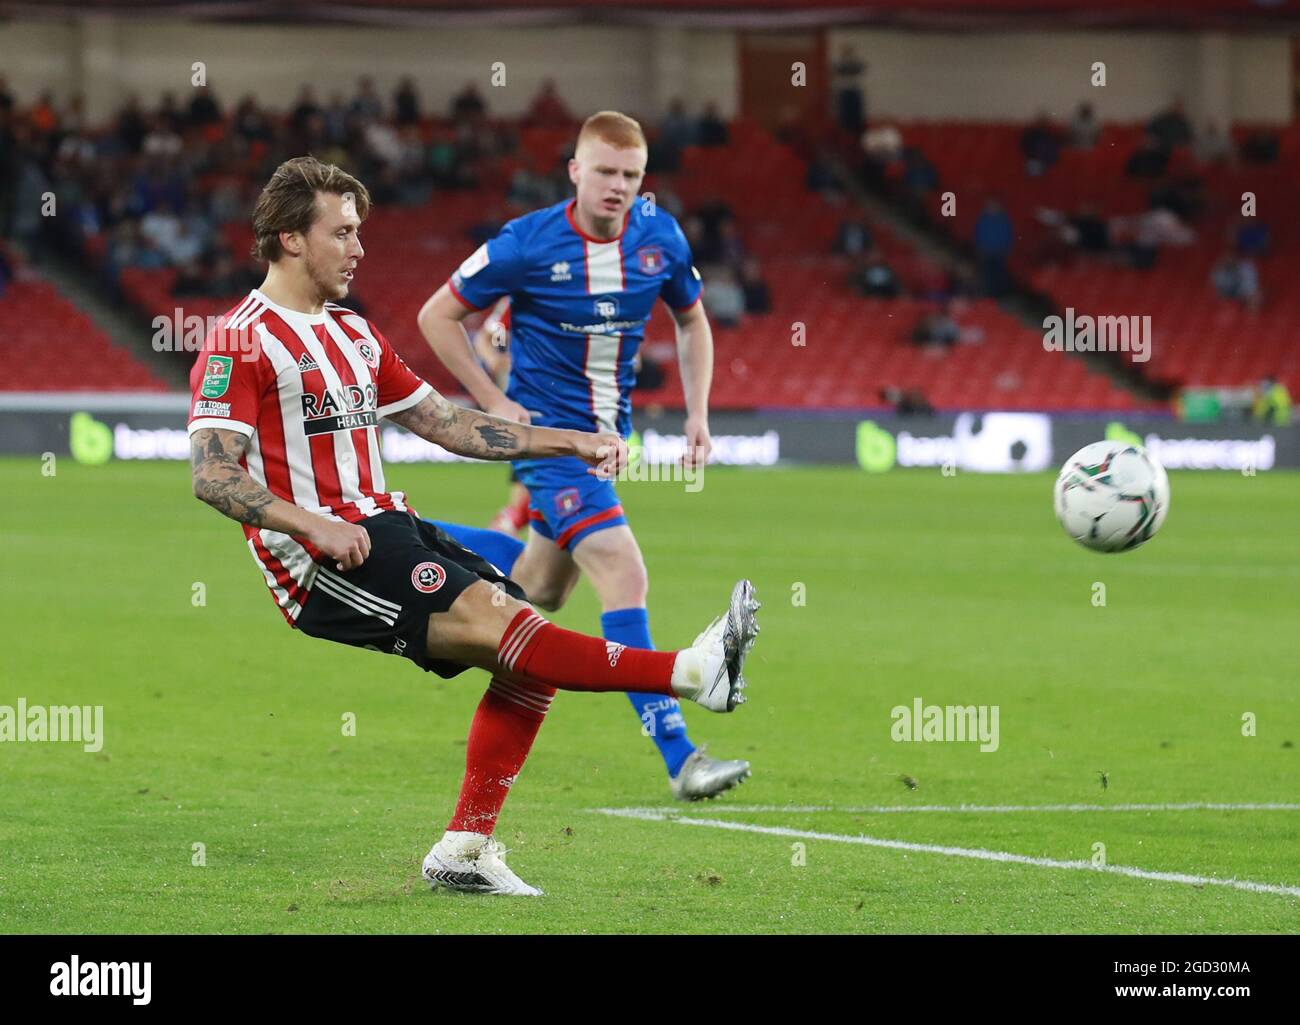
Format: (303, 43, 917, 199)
(3, 0, 1298, 31)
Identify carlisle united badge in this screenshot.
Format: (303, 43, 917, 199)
(637, 246, 664, 274)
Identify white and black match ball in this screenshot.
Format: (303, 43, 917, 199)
(1053, 441, 1170, 553)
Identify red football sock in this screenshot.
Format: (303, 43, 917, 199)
(497, 608, 677, 695)
(447, 677, 555, 835)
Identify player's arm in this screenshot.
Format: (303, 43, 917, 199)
(189, 427, 371, 570)
(387, 391, 626, 478)
(417, 285, 530, 423)
(672, 298, 714, 468)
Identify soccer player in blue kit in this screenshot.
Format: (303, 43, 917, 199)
(417, 111, 751, 800)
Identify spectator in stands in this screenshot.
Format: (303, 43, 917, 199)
(702, 267, 745, 327)
(1068, 102, 1100, 149)
(1020, 112, 1062, 176)
(880, 386, 934, 416)
(910, 308, 960, 350)
(739, 257, 771, 314)
(901, 146, 938, 195)
(322, 92, 350, 146)
(696, 102, 729, 147)
(1070, 203, 1110, 254)
(188, 86, 221, 128)
(1211, 250, 1261, 310)
(0, 245, 12, 298)
(1252, 377, 1292, 426)
(1147, 100, 1192, 151)
(1234, 216, 1269, 257)
(142, 113, 183, 159)
(973, 198, 1013, 297)
(651, 99, 695, 173)
(525, 79, 572, 127)
(290, 86, 322, 135)
(1195, 120, 1232, 165)
(1126, 137, 1170, 178)
(852, 249, 901, 298)
(155, 91, 185, 134)
(394, 76, 420, 126)
(0, 76, 12, 115)
(805, 149, 842, 199)
(349, 76, 384, 122)
(834, 213, 873, 257)
(30, 91, 58, 134)
(232, 95, 272, 143)
(115, 94, 148, 154)
(451, 82, 486, 123)
(832, 45, 868, 135)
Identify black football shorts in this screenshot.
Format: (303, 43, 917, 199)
(294, 511, 527, 678)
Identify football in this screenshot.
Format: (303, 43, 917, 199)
(1053, 441, 1170, 552)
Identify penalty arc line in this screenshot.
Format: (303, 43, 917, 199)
(592, 808, 1300, 898)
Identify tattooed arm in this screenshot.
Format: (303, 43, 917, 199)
(387, 392, 627, 478)
(190, 427, 372, 569)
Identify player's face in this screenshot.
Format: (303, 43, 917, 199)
(300, 192, 365, 302)
(570, 140, 646, 224)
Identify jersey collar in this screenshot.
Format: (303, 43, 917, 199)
(252, 288, 328, 326)
(565, 199, 630, 244)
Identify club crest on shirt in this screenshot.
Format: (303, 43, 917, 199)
(636, 246, 663, 274)
(411, 561, 446, 594)
(555, 487, 582, 516)
(354, 340, 380, 369)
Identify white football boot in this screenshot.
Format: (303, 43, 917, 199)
(670, 746, 752, 801)
(422, 831, 543, 896)
(671, 580, 761, 713)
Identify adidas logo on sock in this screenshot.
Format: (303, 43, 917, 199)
(297, 353, 319, 372)
(605, 641, 627, 668)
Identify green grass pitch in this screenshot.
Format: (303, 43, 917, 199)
(1, 457, 1297, 933)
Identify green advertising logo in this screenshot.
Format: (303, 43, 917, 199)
(70, 412, 113, 465)
(855, 420, 896, 473)
(1104, 421, 1143, 449)
(200, 355, 233, 398)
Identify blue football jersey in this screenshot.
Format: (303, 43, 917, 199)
(448, 198, 702, 436)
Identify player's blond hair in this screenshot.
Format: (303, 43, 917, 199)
(576, 111, 647, 153)
(251, 156, 371, 262)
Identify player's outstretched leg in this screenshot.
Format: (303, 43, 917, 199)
(422, 579, 759, 896)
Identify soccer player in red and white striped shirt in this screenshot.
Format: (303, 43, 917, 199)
(188, 157, 759, 896)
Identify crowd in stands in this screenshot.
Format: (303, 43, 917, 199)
(848, 95, 1284, 312)
(0, 73, 775, 322)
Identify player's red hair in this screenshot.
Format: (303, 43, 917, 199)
(576, 111, 646, 153)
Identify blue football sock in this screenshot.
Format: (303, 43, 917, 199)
(602, 607, 695, 778)
(429, 520, 525, 577)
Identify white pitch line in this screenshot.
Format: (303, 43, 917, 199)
(593, 802, 1300, 816)
(593, 808, 1300, 898)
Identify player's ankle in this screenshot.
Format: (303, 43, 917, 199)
(669, 648, 703, 700)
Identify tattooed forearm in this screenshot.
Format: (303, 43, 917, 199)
(475, 423, 518, 450)
(190, 428, 277, 527)
(389, 394, 539, 460)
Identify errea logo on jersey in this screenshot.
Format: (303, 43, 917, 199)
(550, 261, 572, 282)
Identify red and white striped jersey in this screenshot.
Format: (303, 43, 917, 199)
(187, 289, 433, 622)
